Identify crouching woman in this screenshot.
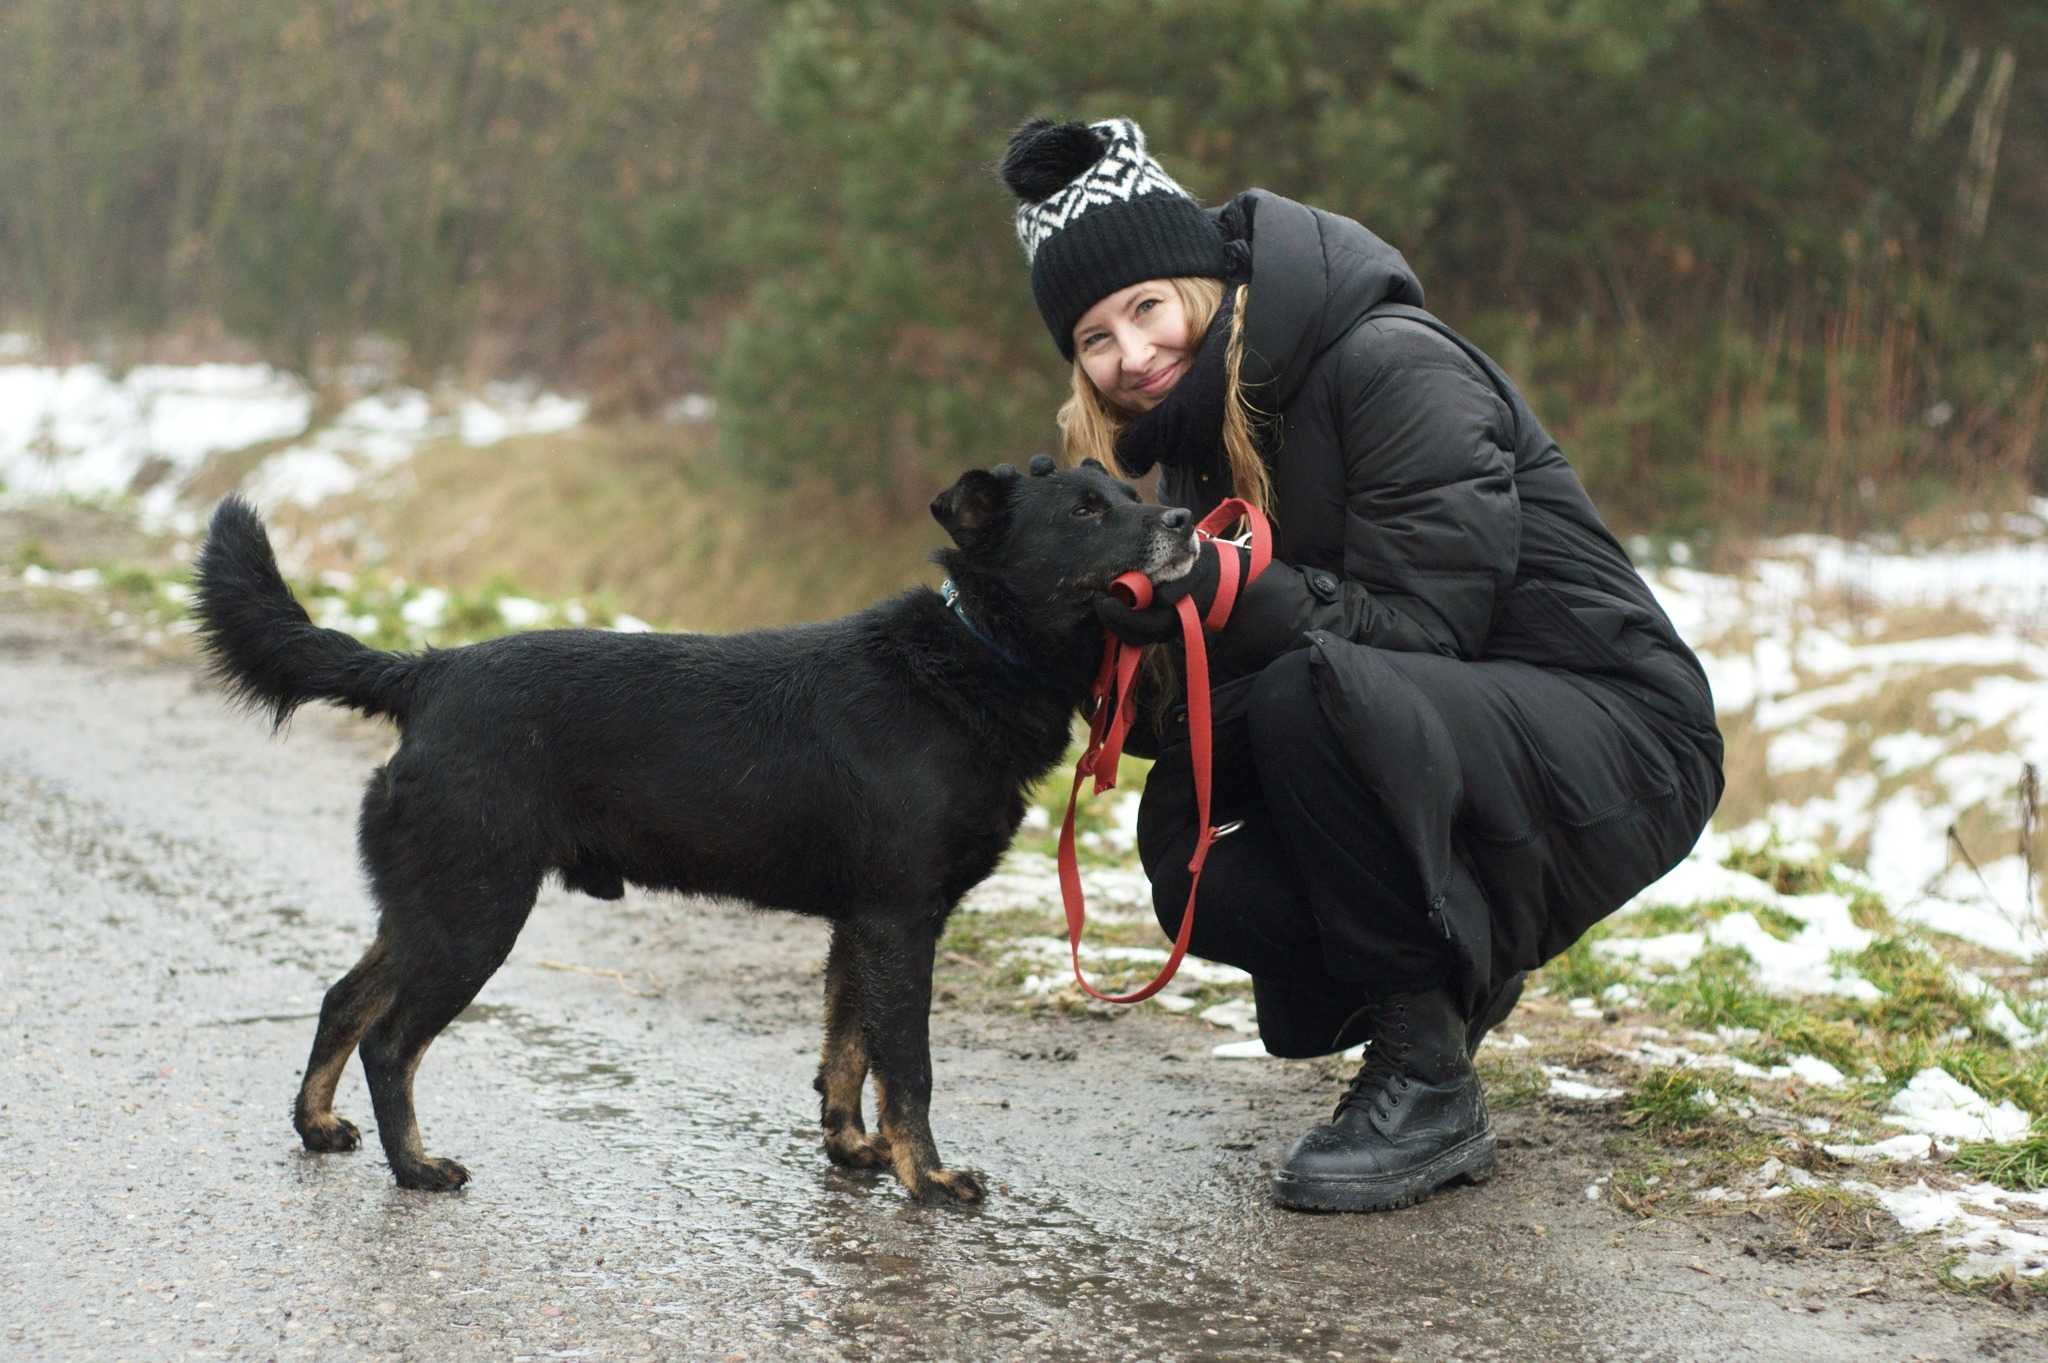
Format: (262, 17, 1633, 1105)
(999, 117, 1724, 1211)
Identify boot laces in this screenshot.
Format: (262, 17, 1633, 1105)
(1333, 1001, 1413, 1119)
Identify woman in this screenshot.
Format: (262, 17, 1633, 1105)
(999, 117, 1724, 1212)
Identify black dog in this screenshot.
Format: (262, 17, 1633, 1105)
(191, 456, 1195, 1200)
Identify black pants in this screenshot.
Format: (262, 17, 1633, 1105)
(1136, 648, 1453, 998)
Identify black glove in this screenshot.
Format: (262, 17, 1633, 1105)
(1094, 540, 1250, 646)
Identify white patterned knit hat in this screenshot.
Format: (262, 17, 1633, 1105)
(1000, 117, 1229, 359)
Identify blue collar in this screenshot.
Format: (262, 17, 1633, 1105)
(939, 578, 1031, 673)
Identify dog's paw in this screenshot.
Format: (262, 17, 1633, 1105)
(825, 1132, 893, 1170)
(392, 1156, 470, 1192)
(918, 1167, 986, 1204)
(297, 1114, 361, 1153)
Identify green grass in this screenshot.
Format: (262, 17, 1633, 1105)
(1721, 840, 1833, 895)
(1844, 937, 1990, 1040)
(1625, 1068, 1720, 1132)
(1950, 1128, 2048, 1191)
(1474, 1054, 1547, 1112)
(1605, 896, 1807, 942)
(1644, 945, 1788, 1031)
(1534, 930, 1634, 1000)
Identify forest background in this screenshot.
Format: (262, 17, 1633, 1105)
(3, 0, 2045, 536)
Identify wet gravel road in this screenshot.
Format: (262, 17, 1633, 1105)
(1, 600, 2026, 1362)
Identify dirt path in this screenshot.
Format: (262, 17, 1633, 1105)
(0, 568, 2033, 1362)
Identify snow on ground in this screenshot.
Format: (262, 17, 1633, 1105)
(1883, 1067, 2034, 1145)
(0, 353, 586, 534)
(0, 361, 311, 508)
(1840, 1179, 2048, 1282)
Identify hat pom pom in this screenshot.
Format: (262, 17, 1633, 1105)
(1000, 118, 1106, 203)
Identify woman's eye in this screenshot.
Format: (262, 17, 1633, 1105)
(1080, 332, 1107, 351)
(1136, 297, 1157, 315)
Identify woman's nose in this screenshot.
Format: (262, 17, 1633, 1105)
(1160, 507, 1191, 531)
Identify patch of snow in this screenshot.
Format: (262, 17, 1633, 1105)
(661, 393, 717, 424)
(1822, 1133, 1937, 1163)
(1198, 999, 1260, 1035)
(1785, 1054, 1848, 1088)
(1710, 908, 1879, 1000)
(0, 361, 311, 502)
(1884, 1068, 2032, 1144)
(964, 852, 1153, 917)
(1543, 1065, 1623, 1101)
(400, 588, 448, 630)
(21, 565, 102, 591)
(1596, 930, 1707, 971)
(1764, 719, 1850, 775)
(496, 596, 549, 628)
(1869, 730, 1946, 775)
(1842, 1178, 2048, 1280)
(611, 614, 654, 634)
(458, 385, 587, 446)
(1212, 1038, 1274, 1060)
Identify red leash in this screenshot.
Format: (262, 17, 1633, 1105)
(1056, 499, 1273, 1003)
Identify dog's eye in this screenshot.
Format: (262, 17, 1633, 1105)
(1071, 501, 1105, 519)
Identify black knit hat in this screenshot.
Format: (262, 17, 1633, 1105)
(1001, 117, 1229, 359)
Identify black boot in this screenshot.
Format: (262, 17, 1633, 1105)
(1271, 987, 1494, 1213)
(1465, 970, 1526, 1056)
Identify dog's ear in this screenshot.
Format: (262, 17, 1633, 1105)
(1028, 452, 1058, 477)
(930, 468, 1011, 546)
(1079, 456, 1107, 473)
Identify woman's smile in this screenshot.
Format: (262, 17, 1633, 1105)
(1131, 359, 1184, 398)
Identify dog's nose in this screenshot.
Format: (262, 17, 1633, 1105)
(1160, 508, 1191, 531)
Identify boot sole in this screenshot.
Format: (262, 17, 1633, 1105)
(1269, 1128, 1496, 1213)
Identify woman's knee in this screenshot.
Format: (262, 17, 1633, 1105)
(1245, 648, 1328, 779)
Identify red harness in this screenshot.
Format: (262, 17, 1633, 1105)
(1056, 499, 1273, 1003)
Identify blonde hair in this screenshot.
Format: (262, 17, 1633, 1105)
(1055, 276, 1271, 721)
(1055, 277, 1273, 517)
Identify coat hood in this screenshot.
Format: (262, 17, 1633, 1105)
(1215, 190, 1425, 409)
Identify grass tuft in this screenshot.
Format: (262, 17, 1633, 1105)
(1721, 840, 1832, 895)
(1847, 937, 1989, 1040)
(1950, 1129, 2048, 1191)
(1535, 931, 1635, 1001)
(1626, 1068, 1720, 1132)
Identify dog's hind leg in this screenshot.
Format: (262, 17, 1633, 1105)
(848, 910, 984, 1203)
(815, 921, 890, 1171)
(294, 936, 396, 1152)
(358, 872, 542, 1191)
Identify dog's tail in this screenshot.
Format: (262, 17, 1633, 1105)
(192, 496, 422, 729)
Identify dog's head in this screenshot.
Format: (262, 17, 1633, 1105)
(931, 453, 1197, 598)
(930, 455, 1197, 691)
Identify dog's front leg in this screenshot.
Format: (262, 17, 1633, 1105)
(847, 910, 984, 1203)
(816, 920, 890, 1170)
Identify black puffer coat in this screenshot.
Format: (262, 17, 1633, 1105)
(1146, 190, 1724, 1043)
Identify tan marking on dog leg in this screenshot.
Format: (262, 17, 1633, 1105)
(875, 1076, 981, 1202)
(817, 929, 891, 1169)
(295, 939, 394, 1151)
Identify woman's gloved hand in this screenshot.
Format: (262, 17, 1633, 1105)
(1094, 540, 1250, 645)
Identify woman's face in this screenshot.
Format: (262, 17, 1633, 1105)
(1072, 280, 1193, 414)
